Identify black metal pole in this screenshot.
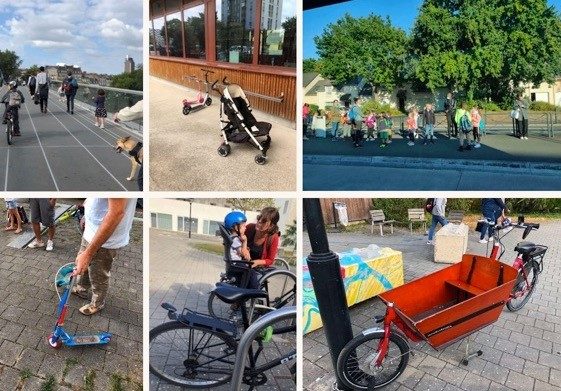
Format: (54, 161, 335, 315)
(188, 201, 192, 239)
(303, 198, 353, 390)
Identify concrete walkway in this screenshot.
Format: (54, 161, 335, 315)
(0, 86, 140, 191)
(303, 223, 561, 391)
(149, 77, 296, 191)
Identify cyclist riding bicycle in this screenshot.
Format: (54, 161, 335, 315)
(2, 81, 25, 136)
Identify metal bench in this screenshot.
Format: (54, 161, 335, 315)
(408, 208, 427, 234)
(370, 210, 395, 236)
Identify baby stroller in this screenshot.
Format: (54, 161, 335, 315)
(213, 78, 271, 165)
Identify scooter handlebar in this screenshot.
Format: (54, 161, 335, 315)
(55, 263, 76, 287)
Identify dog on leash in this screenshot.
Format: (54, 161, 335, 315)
(115, 136, 143, 181)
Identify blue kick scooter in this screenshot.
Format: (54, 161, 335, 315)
(48, 263, 111, 348)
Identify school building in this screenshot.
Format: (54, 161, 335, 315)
(148, 0, 296, 123)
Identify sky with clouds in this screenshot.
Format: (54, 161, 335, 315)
(0, 0, 142, 75)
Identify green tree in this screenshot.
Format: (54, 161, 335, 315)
(21, 65, 40, 80)
(411, 0, 561, 103)
(0, 50, 23, 82)
(314, 14, 408, 98)
(281, 220, 297, 250)
(303, 58, 321, 73)
(110, 66, 143, 91)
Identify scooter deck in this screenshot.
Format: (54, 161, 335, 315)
(67, 333, 111, 346)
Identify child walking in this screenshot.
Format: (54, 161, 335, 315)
(93, 89, 107, 129)
(471, 105, 482, 148)
(365, 112, 377, 141)
(405, 111, 416, 146)
(378, 113, 390, 148)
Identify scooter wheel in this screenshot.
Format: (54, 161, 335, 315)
(205, 97, 212, 106)
(218, 144, 230, 157)
(182, 106, 191, 115)
(255, 154, 267, 165)
(48, 334, 62, 349)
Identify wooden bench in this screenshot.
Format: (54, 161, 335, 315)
(408, 208, 427, 234)
(448, 210, 464, 224)
(370, 210, 395, 236)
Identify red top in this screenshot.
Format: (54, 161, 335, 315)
(245, 223, 280, 267)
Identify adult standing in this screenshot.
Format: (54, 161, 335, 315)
(28, 198, 56, 251)
(427, 198, 448, 245)
(63, 71, 78, 114)
(36, 66, 49, 114)
(330, 100, 341, 140)
(422, 103, 436, 144)
(27, 74, 37, 97)
(302, 103, 310, 140)
(244, 206, 280, 289)
(479, 198, 507, 243)
(444, 92, 457, 138)
(455, 102, 473, 151)
(349, 97, 364, 147)
(514, 94, 530, 140)
(72, 198, 137, 315)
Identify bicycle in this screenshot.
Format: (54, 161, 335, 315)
(149, 284, 296, 389)
(480, 215, 546, 311)
(57, 204, 85, 233)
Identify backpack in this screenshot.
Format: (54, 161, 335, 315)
(340, 111, 350, 125)
(425, 198, 435, 213)
(29, 76, 36, 88)
(62, 81, 72, 93)
(17, 206, 29, 224)
(365, 115, 376, 129)
(8, 91, 21, 107)
(459, 113, 472, 133)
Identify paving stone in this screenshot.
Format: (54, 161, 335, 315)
(461, 372, 491, 391)
(505, 369, 535, 390)
(480, 361, 509, 385)
(522, 360, 551, 383)
(438, 363, 468, 387)
(0, 340, 24, 366)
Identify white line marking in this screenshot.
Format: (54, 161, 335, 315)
(4, 148, 9, 190)
(23, 103, 60, 190)
(46, 111, 129, 190)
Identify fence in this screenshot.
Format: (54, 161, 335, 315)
(49, 82, 143, 133)
(319, 198, 372, 225)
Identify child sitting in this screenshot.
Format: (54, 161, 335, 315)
(405, 111, 416, 146)
(224, 211, 250, 262)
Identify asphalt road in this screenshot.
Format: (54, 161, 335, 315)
(0, 86, 141, 191)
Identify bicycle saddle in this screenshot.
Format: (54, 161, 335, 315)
(212, 284, 268, 304)
(515, 241, 536, 255)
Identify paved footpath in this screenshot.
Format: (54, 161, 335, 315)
(0, 85, 140, 191)
(149, 228, 295, 391)
(303, 222, 561, 391)
(0, 200, 143, 390)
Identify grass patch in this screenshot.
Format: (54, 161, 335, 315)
(62, 358, 79, 378)
(192, 242, 223, 255)
(84, 370, 96, 391)
(40, 375, 57, 391)
(110, 374, 125, 391)
(19, 369, 32, 381)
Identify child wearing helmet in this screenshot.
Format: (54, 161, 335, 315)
(224, 211, 250, 261)
(1, 81, 25, 136)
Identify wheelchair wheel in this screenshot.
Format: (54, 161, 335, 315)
(255, 154, 267, 165)
(257, 269, 296, 309)
(182, 106, 191, 115)
(274, 258, 290, 270)
(218, 144, 230, 157)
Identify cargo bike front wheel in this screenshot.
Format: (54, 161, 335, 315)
(336, 329, 410, 390)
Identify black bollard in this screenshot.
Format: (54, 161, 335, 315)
(304, 198, 353, 390)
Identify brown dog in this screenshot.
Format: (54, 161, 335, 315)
(115, 136, 143, 181)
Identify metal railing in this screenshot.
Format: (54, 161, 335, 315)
(229, 306, 296, 391)
(49, 82, 143, 133)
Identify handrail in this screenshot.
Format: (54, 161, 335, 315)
(49, 80, 143, 96)
(229, 306, 296, 391)
(189, 75, 284, 103)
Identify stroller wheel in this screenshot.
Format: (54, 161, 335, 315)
(255, 154, 267, 165)
(205, 97, 212, 106)
(218, 144, 231, 157)
(182, 106, 191, 115)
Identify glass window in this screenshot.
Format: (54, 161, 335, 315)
(178, 216, 198, 232)
(166, 11, 183, 57)
(151, 213, 157, 227)
(259, 0, 296, 67)
(203, 220, 221, 235)
(184, 4, 206, 59)
(216, 0, 254, 64)
(157, 213, 173, 230)
(152, 17, 167, 56)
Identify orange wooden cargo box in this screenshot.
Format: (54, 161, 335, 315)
(379, 254, 518, 349)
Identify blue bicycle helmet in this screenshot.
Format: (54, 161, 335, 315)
(224, 211, 247, 230)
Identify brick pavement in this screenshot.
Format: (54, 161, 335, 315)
(303, 222, 561, 391)
(149, 228, 295, 391)
(0, 200, 143, 390)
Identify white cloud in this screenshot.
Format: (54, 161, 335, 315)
(100, 18, 142, 47)
(31, 40, 72, 48)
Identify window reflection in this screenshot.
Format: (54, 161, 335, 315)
(166, 11, 183, 57)
(216, 0, 254, 64)
(259, 0, 296, 67)
(184, 4, 206, 59)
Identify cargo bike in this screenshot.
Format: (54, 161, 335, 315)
(336, 218, 546, 390)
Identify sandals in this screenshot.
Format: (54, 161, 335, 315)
(79, 303, 104, 316)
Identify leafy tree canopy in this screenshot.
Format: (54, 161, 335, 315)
(0, 50, 23, 82)
(111, 66, 143, 91)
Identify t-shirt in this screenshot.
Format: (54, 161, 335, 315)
(83, 198, 136, 249)
(229, 236, 242, 261)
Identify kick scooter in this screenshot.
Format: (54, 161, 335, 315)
(48, 263, 111, 348)
(182, 69, 214, 115)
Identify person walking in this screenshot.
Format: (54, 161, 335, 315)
(27, 74, 37, 97)
(444, 92, 458, 137)
(422, 103, 436, 144)
(63, 71, 78, 114)
(514, 94, 530, 140)
(36, 66, 49, 114)
(471, 105, 482, 148)
(479, 198, 507, 243)
(330, 100, 341, 140)
(455, 102, 473, 151)
(72, 198, 137, 315)
(427, 198, 448, 245)
(28, 198, 56, 251)
(302, 103, 310, 140)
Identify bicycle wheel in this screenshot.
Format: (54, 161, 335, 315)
(337, 330, 410, 390)
(6, 121, 12, 145)
(149, 321, 236, 388)
(274, 258, 290, 270)
(258, 269, 296, 309)
(506, 261, 539, 311)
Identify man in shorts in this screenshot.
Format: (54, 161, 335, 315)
(28, 198, 56, 251)
(72, 198, 136, 315)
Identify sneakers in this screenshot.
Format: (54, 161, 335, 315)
(28, 239, 45, 248)
(478, 238, 488, 244)
(46, 240, 54, 251)
(407, 141, 415, 146)
(379, 143, 386, 148)
(474, 143, 481, 148)
(94, 123, 100, 127)
(100, 125, 105, 129)
(427, 240, 434, 245)
(524, 136, 528, 140)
